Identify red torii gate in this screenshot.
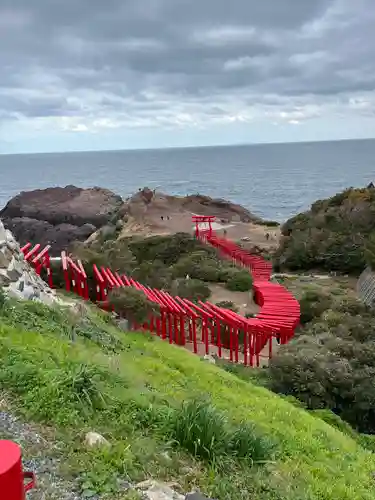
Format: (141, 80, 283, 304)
(192, 215, 216, 238)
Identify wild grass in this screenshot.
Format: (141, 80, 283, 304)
(0, 298, 374, 499)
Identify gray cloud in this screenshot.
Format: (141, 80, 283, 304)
(1, 0, 375, 132)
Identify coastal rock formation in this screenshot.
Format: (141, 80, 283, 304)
(0, 185, 124, 253)
(123, 187, 260, 224)
(0, 221, 59, 305)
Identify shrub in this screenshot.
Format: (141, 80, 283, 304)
(268, 311, 375, 434)
(216, 301, 239, 312)
(275, 187, 375, 273)
(128, 233, 209, 266)
(107, 288, 160, 326)
(172, 253, 222, 282)
(225, 270, 253, 292)
(299, 289, 333, 324)
(171, 278, 211, 302)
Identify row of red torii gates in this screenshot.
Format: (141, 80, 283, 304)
(20, 215, 300, 367)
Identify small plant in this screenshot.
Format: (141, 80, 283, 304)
(164, 398, 276, 466)
(216, 301, 239, 312)
(55, 363, 107, 411)
(227, 422, 277, 464)
(225, 270, 253, 292)
(166, 399, 228, 462)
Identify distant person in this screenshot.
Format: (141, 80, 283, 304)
(167, 216, 170, 220)
(161, 215, 164, 221)
(266, 233, 270, 240)
(223, 229, 227, 237)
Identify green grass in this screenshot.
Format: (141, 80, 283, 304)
(0, 298, 375, 499)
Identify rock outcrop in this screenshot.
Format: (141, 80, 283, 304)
(0, 185, 124, 254)
(124, 187, 259, 224)
(0, 221, 59, 305)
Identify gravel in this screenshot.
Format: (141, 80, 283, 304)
(0, 411, 93, 500)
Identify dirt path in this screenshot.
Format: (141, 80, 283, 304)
(209, 283, 259, 316)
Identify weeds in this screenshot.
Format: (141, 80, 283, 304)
(165, 399, 276, 467)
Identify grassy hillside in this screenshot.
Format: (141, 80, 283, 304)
(0, 298, 375, 499)
(274, 186, 375, 273)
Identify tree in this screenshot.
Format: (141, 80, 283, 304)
(107, 288, 160, 328)
(299, 288, 333, 325)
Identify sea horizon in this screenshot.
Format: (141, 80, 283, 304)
(1, 136, 374, 157)
(0, 137, 374, 223)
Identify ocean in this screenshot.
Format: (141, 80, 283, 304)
(0, 138, 374, 222)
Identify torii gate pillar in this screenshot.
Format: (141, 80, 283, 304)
(192, 216, 216, 239)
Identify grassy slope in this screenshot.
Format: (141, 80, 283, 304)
(0, 299, 374, 499)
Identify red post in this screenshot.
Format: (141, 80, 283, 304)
(0, 440, 36, 500)
(61, 252, 71, 293)
(192, 318, 198, 354)
(216, 320, 222, 358)
(229, 326, 233, 362)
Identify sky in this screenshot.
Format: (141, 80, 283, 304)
(1, 0, 375, 154)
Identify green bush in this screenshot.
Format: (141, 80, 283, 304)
(172, 252, 222, 282)
(275, 187, 375, 273)
(107, 287, 160, 326)
(299, 289, 333, 324)
(170, 278, 211, 302)
(268, 310, 375, 434)
(225, 270, 253, 292)
(128, 233, 211, 266)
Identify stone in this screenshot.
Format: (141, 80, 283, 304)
(84, 431, 111, 449)
(0, 270, 11, 287)
(6, 256, 23, 281)
(0, 247, 12, 268)
(0, 220, 61, 307)
(203, 354, 216, 364)
(0, 223, 6, 241)
(136, 480, 184, 500)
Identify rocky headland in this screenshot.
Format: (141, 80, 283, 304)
(0, 185, 279, 254)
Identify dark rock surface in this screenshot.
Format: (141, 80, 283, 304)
(0, 186, 124, 254)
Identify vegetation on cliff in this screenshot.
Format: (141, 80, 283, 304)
(267, 281, 375, 435)
(274, 186, 375, 273)
(0, 296, 374, 499)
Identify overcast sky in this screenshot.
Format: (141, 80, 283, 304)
(1, 0, 375, 154)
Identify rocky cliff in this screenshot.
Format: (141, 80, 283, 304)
(0, 185, 124, 253)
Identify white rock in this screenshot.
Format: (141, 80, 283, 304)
(136, 480, 184, 500)
(84, 431, 110, 449)
(203, 354, 216, 364)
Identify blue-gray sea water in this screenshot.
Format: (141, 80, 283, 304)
(0, 139, 374, 222)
